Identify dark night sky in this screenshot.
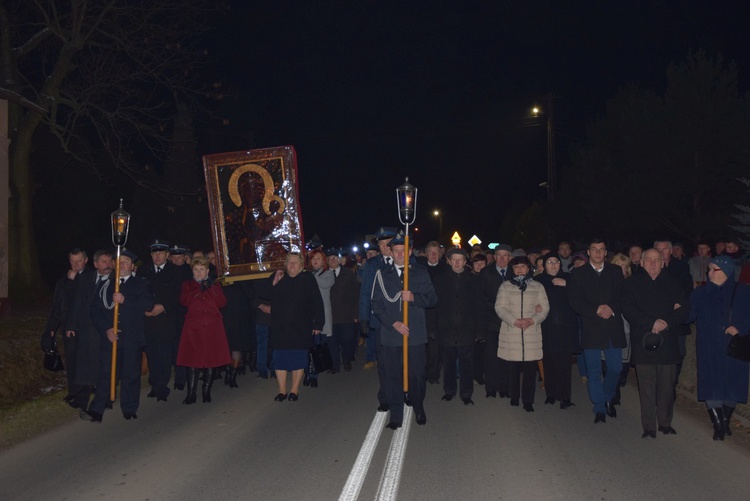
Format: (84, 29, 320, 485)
(208, 1, 750, 249)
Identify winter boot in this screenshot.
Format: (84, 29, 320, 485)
(723, 405, 736, 437)
(183, 368, 198, 405)
(708, 407, 725, 441)
(202, 368, 215, 403)
(224, 365, 235, 386)
(228, 360, 240, 388)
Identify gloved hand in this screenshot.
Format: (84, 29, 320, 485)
(359, 320, 370, 338)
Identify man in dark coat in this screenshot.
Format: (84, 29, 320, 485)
(416, 241, 449, 384)
(328, 249, 360, 372)
(44, 248, 89, 404)
(433, 248, 482, 405)
(371, 233, 438, 429)
(139, 239, 183, 401)
(623, 248, 690, 438)
(479, 244, 514, 398)
(568, 238, 626, 423)
(81, 249, 154, 422)
(65, 249, 113, 410)
(167, 244, 193, 389)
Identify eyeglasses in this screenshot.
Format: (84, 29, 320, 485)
(545, 260, 560, 265)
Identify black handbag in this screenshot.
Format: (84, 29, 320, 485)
(725, 284, 750, 362)
(309, 339, 333, 374)
(43, 337, 65, 372)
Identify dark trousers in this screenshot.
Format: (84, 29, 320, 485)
(89, 338, 143, 417)
(383, 344, 426, 423)
(374, 327, 387, 405)
(443, 345, 474, 399)
(635, 364, 677, 432)
(508, 360, 538, 404)
(426, 333, 442, 383)
(145, 331, 173, 398)
(542, 352, 572, 401)
(173, 330, 186, 387)
(483, 329, 510, 394)
(333, 322, 358, 365)
(473, 340, 485, 383)
(61, 332, 78, 394)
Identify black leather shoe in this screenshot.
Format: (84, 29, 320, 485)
(641, 430, 657, 439)
(67, 400, 82, 410)
(377, 403, 389, 412)
(79, 410, 102, 422)
(594, 413, 606, 423)
(544, 397, 555, 405)
(462, 398, 474, 406)
(288, 393, 298, 401)
(303, 375, 310, 386)
(658, 426, 677, 435)
(605, 402, 617, 418)
(510, 398, 519, 407)
(63, 393, 75, 403)
(499, 392, 511, 398)
(157, 395, 168, 402)
(416, 412, 427, 425)
(147, 390, 156, 398)
(475, 377, 485, 385)
(105, 400, 113, 409)
(485, 391, 497, 398)
(343, 362, 352, 372)
(386, 421, 402, 430)
(123, 412, 137, 420)
(560, 400, 575, 410)
(257, 372, 269, 379)
(274, 393, 287, 402)
(441, 394, 454, 401)
(174, 383, 185, 391)
(524, 403, 534, 412)
(310, 379, 318, 388)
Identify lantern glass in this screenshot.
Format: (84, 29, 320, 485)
(111, 199, 131, 247)
(396, 177, 417, 225)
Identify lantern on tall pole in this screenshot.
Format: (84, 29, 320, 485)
(396, 177, 417, 403)
(109, 199, 131, 401)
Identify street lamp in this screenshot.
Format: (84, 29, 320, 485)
(109, 199, 131, 401)
(532, 93, 556, 204)
(396, 177, 417, 404)
(433, 209, 443, 238)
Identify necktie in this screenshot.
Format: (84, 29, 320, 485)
(334, 268, 339, 277)
(96, 276, 102, 285)
(156, 266, 161, 274)
(386, 257, 392, 266)
(120, 278, 125, 285)
(500, 269, 506, 278)
(396, 266, 403, 277)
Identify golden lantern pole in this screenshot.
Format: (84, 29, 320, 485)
(396, 178, 417, 404)
(110, 200, 131, 401)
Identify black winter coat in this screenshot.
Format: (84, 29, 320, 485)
(269, 271, 324, 350)
(434, 270, 482, 347)
(536, 272, 580, 354)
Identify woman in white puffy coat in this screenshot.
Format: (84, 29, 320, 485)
(495, 256, 549, 412)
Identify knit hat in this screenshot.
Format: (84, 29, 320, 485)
(710, 256, 735, 278)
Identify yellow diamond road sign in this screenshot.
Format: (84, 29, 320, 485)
(468, 235, 482, 246)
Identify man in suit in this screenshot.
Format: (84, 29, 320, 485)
(359, 226, 397, 411)
(568, 238, 627, 423)
(44, 248, 89, 404)
(81, 249, 154, 422)
(371, 232, 437, 429)
(479, 244, 514, 398)
(328, 248, 360, 372)
(417, 241, 449, 385)
(139, 239, 182, 401)
(65, 249, 113, 411)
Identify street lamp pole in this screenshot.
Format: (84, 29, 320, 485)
(546, 93, 556, 204)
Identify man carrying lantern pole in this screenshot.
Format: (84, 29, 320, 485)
(371, 179, 437, 430)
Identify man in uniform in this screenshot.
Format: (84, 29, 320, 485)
(371, 232, 437, 429)
(139, 239, 182, 401)
(81, 249, 154, 422)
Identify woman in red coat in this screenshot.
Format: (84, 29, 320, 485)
(177, 257, 231, 404)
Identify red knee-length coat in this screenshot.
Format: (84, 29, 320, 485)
(177, 280, 231, 368)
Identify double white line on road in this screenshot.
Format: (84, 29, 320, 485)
(338, 406, 414, 501)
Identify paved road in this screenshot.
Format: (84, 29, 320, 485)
(2, 358, 749, 501)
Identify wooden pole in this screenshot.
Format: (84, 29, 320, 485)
(402, 230, 410, 395)
(110, 245, 122, 401)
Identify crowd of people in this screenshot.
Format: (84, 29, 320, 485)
(42, 230, 750, 440)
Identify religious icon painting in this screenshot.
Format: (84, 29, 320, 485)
(203, 145, 306, 281)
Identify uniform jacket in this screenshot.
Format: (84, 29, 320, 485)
(65, 269, 108, 385)
(138, 261, 183, 339)
(92, 274, 154, 348)
(359, 255, 390, 329)
(269, 271, 325, 350)
(330, 266, 360, 324)
(623, 271, 690, 365)
(177, 280, 231, 368)
(371, 263, 437, 346)
(495, 279, 549, 361)
(433, 269, 482, 347)
(689, 281, 750, 403)
(567, 262, 627, 350)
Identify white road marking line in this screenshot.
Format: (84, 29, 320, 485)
(375, 406, 413, 501)
(338, 410, 389, 501)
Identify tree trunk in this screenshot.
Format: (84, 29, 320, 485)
(8, 110, 46, 301)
